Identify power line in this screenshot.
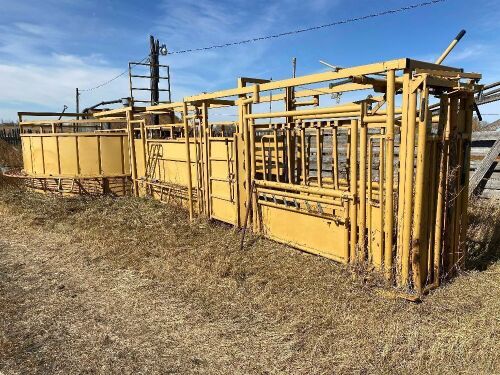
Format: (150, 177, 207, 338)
(78, 0, 447, 92)
(167, 0, 447, 55)
(79, 56, 148, 92)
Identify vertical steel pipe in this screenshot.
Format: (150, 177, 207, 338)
(384, 69, 396, 280)
(367, 138, 373, 262)
(249, 118, 259, 231)
(126, 110, 139, 196)
(378, 136, 385, 267)
(411, 86, 429, 294)
(396, 73, 411, 285)
(139, 121, 147, 178)
(332, 125, 339, 190)
(287, 128, 294, 183)
(444, 97, 459, 276)
(359, 120, 368, 261)
(458, 94, 474, 269)
(300, 127, 307, 184)
(202, 102, 211, 216)
(433, 95, 449, 285)
(349, 119, 358, 262)
(183, 102, 194, 221)
(273, 129, 280, 181)
(401, 88, 418, 286)
(316, 125, 323, 187)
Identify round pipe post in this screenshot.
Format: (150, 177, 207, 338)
(384, 69, 396, 280)
(411, 87, 429, 294)
(261, 137, 269, 181)
(458, 94, 474, 269)
(183, 101, 194, 221)
(396, 72, 411, 284)
(401, 89, 418, 287)
(359, 117, 367, 261)
(139, 120, 147, 180)
(300, 126, 307, 184)
(426, 140, 438, 280)
(378, 135, 385, 267)
(332, 124, 339, 190)
(273, 128, 280, 181)
(435, 30, 466, 65)
(249, 119, 259, 232)
(433, 95, 448, 286)
(349, 119, 358, 263)
(343, 198, 350, 263)
(253, 84, 260, 104)
(193, 115, 203, 213)
(126, 109, 139, 196)
(367, 138, 373, 262)
(201, 102, 211, 216)
(286, 127, 294, 183)
(444, 97, 459, 276)
(240, 103, 252, 228)
(315, 125, 323, 187)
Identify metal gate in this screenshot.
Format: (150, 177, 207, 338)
(207, 137, 239, 225)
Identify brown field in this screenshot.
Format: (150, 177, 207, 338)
(0, 182, 499, 374)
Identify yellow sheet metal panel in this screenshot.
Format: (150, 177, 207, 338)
(77, 136, 100, 175)
(146, 141, 198, 187)
(22, 133, 129, 178)
(210, 178, 232, 197)
(133, 139, 145, 178)
(58, 136, 79, 176)
(122, 136, 131, 174)
(209, 139, 232, 159)
(30, 136, 44, 175)
(42, 136, 59, 175)
(210, 198, 236, 225)
(260, 204, 348, 262)
(101, 136, 127, 175)
(21, 137, 33, 174)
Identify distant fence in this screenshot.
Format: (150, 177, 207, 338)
(0, 128, 21, 145)
(470, 131, 500, 199)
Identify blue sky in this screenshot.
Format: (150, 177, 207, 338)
(0, 0, 499, 121)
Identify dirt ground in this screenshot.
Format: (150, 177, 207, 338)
(0, 186, 499, 374)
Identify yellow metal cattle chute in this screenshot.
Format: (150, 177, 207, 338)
(118, 57, 480, 296)
(16, 53, 481, 297)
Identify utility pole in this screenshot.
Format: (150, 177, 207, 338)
(150, 35, 160, 125)
(76, 88, 80, 119)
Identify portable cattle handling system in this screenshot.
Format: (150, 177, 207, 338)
(15, 40, 482, 297)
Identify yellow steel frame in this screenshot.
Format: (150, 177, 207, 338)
(17, 57, 481, 295)
(17, 117, 130, 195)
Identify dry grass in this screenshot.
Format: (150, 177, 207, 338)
(0, 185, 499, 374)
(0, 139, 22, 168)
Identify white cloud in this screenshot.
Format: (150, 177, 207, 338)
(0, 57, 128, 120)
(0, 0, 347, 121)
(0, 17, 127, 120)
